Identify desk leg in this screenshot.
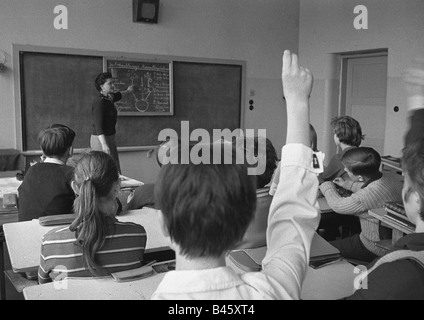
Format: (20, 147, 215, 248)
(392, 229, 404, 245)
(0, 235, 5, 300)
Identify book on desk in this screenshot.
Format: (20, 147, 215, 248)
(381, 155, 401, 167)
(384, 201, 415, 230)
(228, 233, 341, 271)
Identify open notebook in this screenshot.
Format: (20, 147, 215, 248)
(228, 233, 341, 271)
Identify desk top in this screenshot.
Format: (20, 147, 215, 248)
(318, 196, 333, 213)
(23, 256, 356, 300)
(301, 260, 356, 300)
(3, 208, 171, 273)
(368, 208, 415, 235)
(0, 177, 22, 198)
(24, 273, 166, 300)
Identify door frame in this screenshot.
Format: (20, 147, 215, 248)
(338, 49, 388, 116)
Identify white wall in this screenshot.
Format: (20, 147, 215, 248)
(0, 0, 299, 182)
(299, 0, 424, 159)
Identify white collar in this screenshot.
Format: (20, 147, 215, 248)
(43, 157, 65, 165)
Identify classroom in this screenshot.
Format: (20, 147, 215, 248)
(0, 0, 423, 303)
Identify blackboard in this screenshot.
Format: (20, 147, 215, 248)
(105, 58, 173, 116)
(20, 52, 102, 151)
(19, 50, 243, 150)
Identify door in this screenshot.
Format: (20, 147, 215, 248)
(342, 55, 388, 154)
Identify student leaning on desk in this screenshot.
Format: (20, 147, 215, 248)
(150, 50, 320, 300)
(320, 147, 403, 264)
(343, 61, 424, 300)
(38, 151, 147, 284)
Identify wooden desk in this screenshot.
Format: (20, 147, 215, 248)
(228, 233, 356, 300)
(318, 197, 333, 213)
(300, 260, 356, 300)
(0, 177, 21, 226)
(368, 208, 414, 244)
(24, 258, 356, 300)
(0, 177, 22, 199)
(23, 273, 166, 300)
(3, 208, 171, 273)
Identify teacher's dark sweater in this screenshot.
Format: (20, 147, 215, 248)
(92, 92, 122, 136)
(18, 163, 75, 221)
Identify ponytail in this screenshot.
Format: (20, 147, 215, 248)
(70, 151, 119, 276)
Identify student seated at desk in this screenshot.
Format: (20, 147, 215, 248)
(127, 138, 179, 211)
(320, 147, 403, 263)
(150, 50, 320, 300)
(319, 116, 364, 184)
(38, 151, 146, 284)
(18, 124, 76, 222)
(235, 136, 278, 249)
(269, 123, 319, 196)
(344, 62, 424, 300)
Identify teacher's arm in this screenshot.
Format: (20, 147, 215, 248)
(97, 135, 110, 154)
(92, 101, 111, 154)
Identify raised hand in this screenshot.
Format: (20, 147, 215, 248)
(282, 50, 313, 104)
(282, 50, 314, 147)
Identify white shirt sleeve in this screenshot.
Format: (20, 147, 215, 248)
(262, 143, 320, 299)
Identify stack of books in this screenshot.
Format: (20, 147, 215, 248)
(384, 201, 415, 230)
(308, 233, 341, 269)
(381, 155, 402, 169)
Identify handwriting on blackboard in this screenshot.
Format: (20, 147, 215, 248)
(105, 58, 173, 116)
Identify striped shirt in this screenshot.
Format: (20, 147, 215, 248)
(38, 218, 147, 284)
(319, 172, 403, 256)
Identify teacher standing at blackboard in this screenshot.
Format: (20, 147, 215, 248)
(91, 72, 133, 173)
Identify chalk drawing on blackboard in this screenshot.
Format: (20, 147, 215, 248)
(104, 58, 174, 116)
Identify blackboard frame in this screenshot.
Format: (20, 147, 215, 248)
(103, 57, 174, 116)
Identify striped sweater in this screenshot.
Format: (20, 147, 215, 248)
(38, 218, 147, 284)
(319, 172, 403, 256)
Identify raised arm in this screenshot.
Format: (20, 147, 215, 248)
(262, 50, 319, 299)
(283, 50, 312, 147)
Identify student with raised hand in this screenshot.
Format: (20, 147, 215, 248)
(345, 62, 424, 300)
(269, 123, 319, 196)
(320, 147, 403, 263)
(18, 124, 76, 222)
(38, 151, 147, 284)
(235, 136, 278, 249)
(151, 50, 319, 300)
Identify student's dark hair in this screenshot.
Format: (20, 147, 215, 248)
(331, 116, 364, 147)
(341, 147, 381, 177)
(254, 137, 277, 189)
(69, 151, 119, 276)
(94, 72, 113, 92)
(37, 124, 75, 158)
(155, 143, 257, 258)
(309, 124, 318, 152)
(402, 140, 424, 220)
